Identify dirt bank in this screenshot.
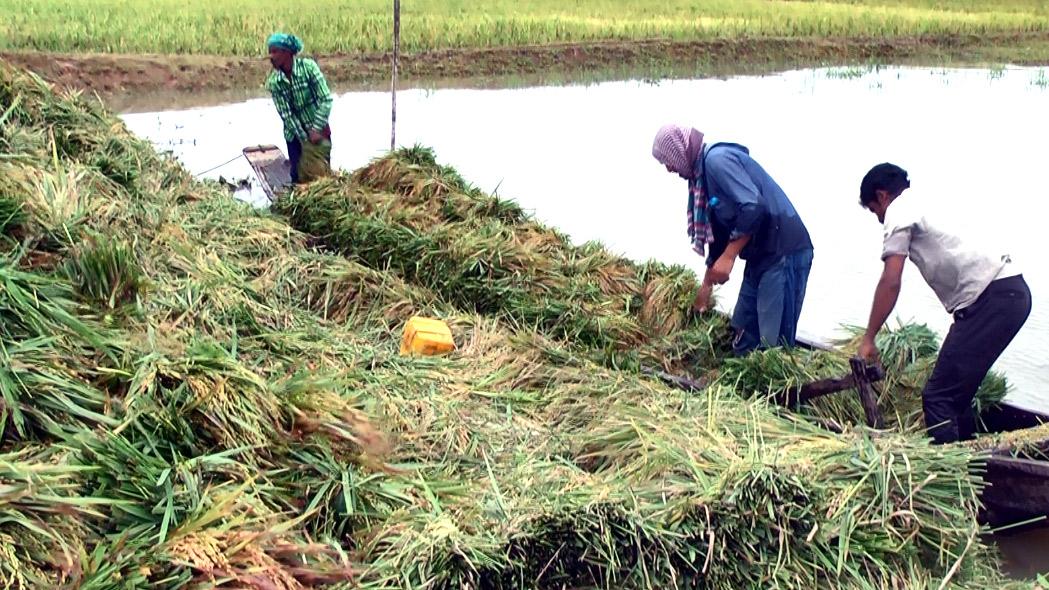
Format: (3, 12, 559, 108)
(4, 32, 1049, 97)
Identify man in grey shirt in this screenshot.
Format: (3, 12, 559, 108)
(856, 163, 1031, 443)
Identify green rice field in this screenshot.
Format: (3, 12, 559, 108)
(2, 0, 1049, 56)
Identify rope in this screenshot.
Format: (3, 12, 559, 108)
(193, 153, 247, 178)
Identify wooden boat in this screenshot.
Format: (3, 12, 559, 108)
(976, 405, 1049, 529)
(242, 144, 293, 202)
(790, 336, 1049, 529)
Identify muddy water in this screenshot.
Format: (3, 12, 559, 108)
(120, 65, 1049, 417)
(995, 526, 1049, 580)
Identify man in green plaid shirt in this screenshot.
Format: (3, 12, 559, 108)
(266, 33, 334, 183)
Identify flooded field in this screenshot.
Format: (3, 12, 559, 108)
(121, 65, 1049, 415)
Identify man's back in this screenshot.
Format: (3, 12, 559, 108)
(881, 193, 1015, 313)
(704, 144, 812, 273)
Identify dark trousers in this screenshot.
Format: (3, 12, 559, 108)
(287, 139, 303, 184)
(923, 274, 1031, 444)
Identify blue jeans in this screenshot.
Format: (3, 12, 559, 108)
(731, 248, 813, 355)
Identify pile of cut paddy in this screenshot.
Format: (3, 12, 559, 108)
(0, 62, 1029, 589)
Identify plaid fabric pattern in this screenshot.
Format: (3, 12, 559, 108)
(267, 57, 333, 142)
(687, 158, 715, 256)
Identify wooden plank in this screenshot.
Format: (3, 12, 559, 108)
(243, 144, 292, 202)
(780, 363, 884, 406)
(987, 456, 1049, 479)
(980, 403, 1049, 434)
(777, 375, 856, 407)
(981, 455, 1049, 528)
(795, 335, 834, 352)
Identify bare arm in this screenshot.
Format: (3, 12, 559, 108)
(705, 234, 750, 285)
(859, 255, 906, 361)
(703, 152, 762, 285)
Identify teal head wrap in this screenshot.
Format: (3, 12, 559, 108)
(267, 33, 303, 54)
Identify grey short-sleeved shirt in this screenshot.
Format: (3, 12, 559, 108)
(881, 194, 1018, 313)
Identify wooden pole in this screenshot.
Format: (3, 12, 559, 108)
(391, 0, 400, 151)
(785, 363, 884, 406)
(850, 357, 885, 429)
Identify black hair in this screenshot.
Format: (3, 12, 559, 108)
(859, 163, 910, 206)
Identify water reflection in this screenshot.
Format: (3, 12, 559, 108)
(120, 65, 1049, 412)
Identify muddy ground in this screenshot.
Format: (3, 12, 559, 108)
(4, 32, 1049, 97)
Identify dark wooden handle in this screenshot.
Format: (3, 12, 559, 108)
(850, 357, 885, 429)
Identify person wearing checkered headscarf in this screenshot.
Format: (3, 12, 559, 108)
(652, 125, 813, 356)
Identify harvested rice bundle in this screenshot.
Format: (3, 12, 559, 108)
(277, 167, 729, 375)
(257, 250, 430, 324)
(0, 446, 99, 590)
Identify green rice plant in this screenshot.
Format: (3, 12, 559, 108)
(0, 193, 25, 237)
(635, 260, 701, 337)
(967, 422, 1049, 462)
(0, 446, 109, 590)
(63, 235, 144, 309)
(354, 144, 527, 226)
(271, 446, 414, 540)
(73, 531, 191, 589)
(560, 386, 997, 588)
(0, 163, 88, 248)
(872, 321, 940, 371)
(256, 250, 432, 325)
(355, 506, 507, 589)
(495, 496, 658, 587)
(631, 309, 734, 375)
(0, 336, 120, 440)
(974, 369, 1010, 416)
(0, 253, 125, 440)
(1032, 68, 1049, 88)
(709, 339, 929, 430)
(715, 346, 848, 397)
(0, 254, 109, 345)
(826, 65, 873, 79)
(838, 321, 939, 375)
(70, 431, 249, 543)
(123, 340, 287, 453)
(71, 432, 356, 587)
(276, 371, 393, 461)
(88, 136, 144, 191)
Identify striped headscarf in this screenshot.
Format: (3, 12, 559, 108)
(267, 33, 304, 54)
(652, 125, 714, 255)
(652, 124, 703, 179)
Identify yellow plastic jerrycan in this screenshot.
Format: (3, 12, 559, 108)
(400, 316, 456, 356)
